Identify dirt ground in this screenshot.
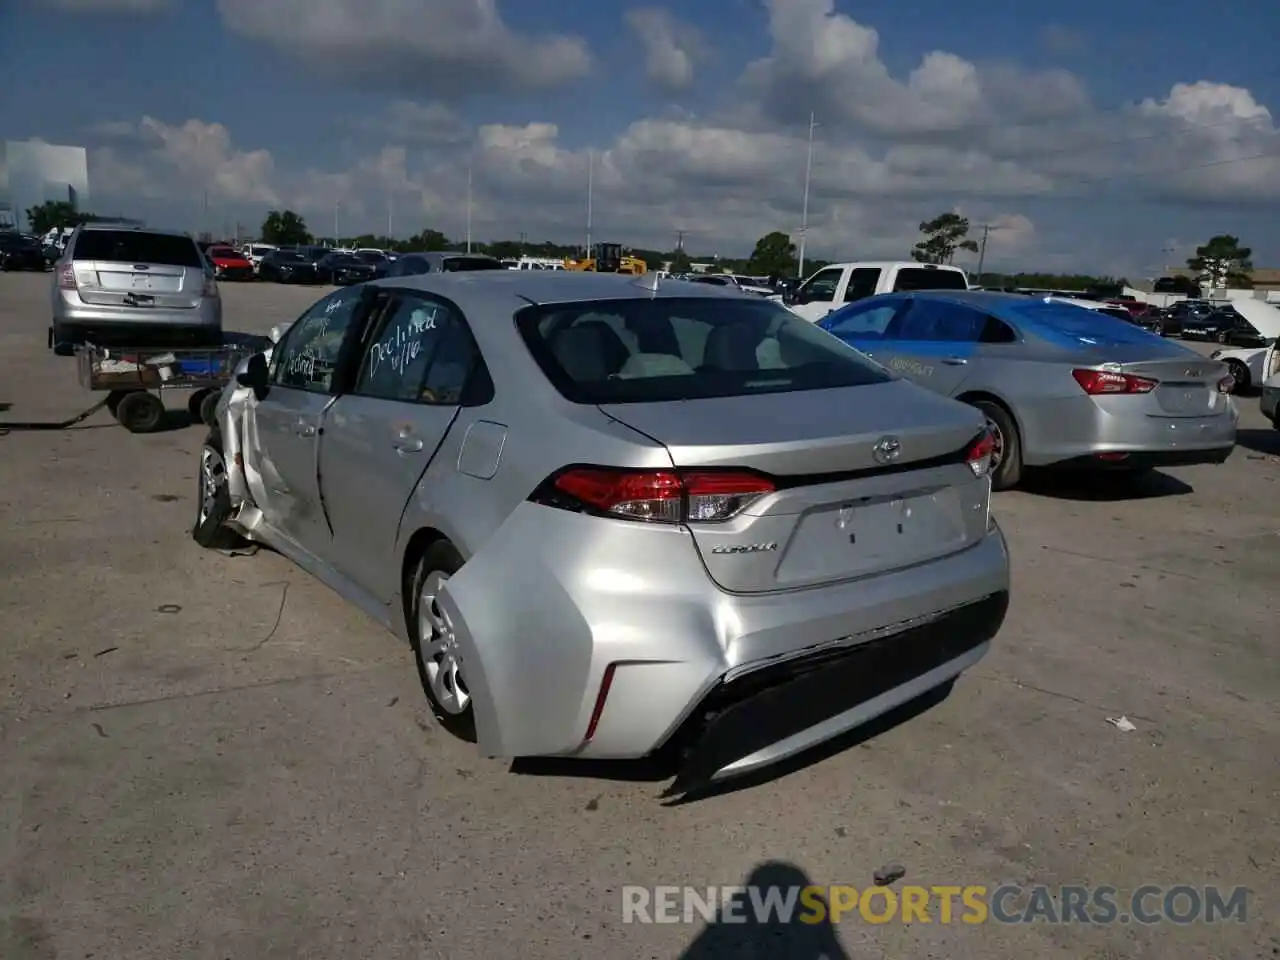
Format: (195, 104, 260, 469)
(1, 272, 1276, 959)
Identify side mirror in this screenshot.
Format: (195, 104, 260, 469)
(236, 351, 270, 399)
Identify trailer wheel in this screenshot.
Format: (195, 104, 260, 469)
(199, 390, 221, 427)
(114, 391, 165, 433)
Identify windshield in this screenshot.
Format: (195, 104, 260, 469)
(516, 296, 892, 404)
(324, 253, 360, 264)
(273, 251, 306, 263)
(442, 257, 506, 272)
(355, 251, 384, 263)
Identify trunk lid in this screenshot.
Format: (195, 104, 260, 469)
(1113, 356, 1230, 417)
(72, 260, 202, 309)
(600, 380, 992, 593)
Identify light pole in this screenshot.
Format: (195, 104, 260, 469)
(586, 150, 594, 256)
(975, 224, 991, 282)
(465, 162, 473, 254)
(797, 113, 818, 278)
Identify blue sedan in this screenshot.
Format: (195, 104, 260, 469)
(819, 291, 1238, 490)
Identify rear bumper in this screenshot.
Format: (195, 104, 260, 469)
(1019, 394, 1237, 467)
(437, 502, 1009, 785)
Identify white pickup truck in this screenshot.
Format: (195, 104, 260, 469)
(786, 261, 969, 322)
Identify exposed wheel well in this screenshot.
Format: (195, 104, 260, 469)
(956, 391, 1021, 437)
(400, 527, 451, 626)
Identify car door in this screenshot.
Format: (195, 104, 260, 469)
(789, 266, 847, 321)
(318, 290, 484, 600)
(251, 288, 368, 552)
(873, 296, 986, 396)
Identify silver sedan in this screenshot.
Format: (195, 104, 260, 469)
(820, 290, 1238, 490)
(193, 272, 1010, 794)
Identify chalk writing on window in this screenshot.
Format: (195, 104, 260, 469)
(368, 306, 441, 380)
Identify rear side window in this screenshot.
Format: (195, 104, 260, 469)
(842, 268, 882, 302)
(516, 296, 891, 405)
(892, 267, 968, 292)
(894, 299, 986, 341)
(72, 231, 202, 267)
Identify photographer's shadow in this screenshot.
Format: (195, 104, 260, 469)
(678, 861, 852, 959)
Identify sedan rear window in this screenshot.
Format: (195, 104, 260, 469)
(72, 231, 202, 267)
(516, 296, 892, 404)
(442, 257, 506, 272)
(1012, 302, 1166, 347)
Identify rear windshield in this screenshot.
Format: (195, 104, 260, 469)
(1013, 302, 1169, 348)
(355, 251, 384, 263)
(516, 296, 892, 404)
(73, 231, 202, 267)
(273, 251, 306, 262)
(892, 268, 968, 292)
(442, 257, 506, 272)
(208, 247, 238, 258)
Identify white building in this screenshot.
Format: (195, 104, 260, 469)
(0, 139, 91, 231)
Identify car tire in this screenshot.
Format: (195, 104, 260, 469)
(972, 400, 1022, 491)
(1225, 359, 1249, 393)
(199, 390, 221, 427)
(51, 322, 76, 356)
(192, 430, 244, 550)
(409, 540, 477, 742)
(113, 390, 166, 433)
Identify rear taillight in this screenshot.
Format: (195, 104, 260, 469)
(202, 275, 219, 297)
(533, 466, 775, 523)
(965, 428, 995, 478)
(1071, 368, 1157, 395)
(57, 263, 77, 290)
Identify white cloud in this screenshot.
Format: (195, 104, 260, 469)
(216, 0, 591, 96)
(625, 8, 702, 93)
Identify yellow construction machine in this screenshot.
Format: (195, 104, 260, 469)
(564, 242, 647, 275)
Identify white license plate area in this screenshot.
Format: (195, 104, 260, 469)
(778, 488, 968, 582)
(1155, 382, 1212, 416)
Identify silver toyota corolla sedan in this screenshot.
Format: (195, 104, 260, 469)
(193, 272, 1010, 793)
(820, 290, 1238, 490)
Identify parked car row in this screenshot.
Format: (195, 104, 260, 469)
(0, 231, 53, 271)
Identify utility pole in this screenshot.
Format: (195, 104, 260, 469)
(585, 150, 594, 256)
(676, 229, 685, 251)
(385, 188, 393, 244)
(333, 203, 339, 243)
(797, 113, 817, 279)
(465, 163, 473, 254)
(975, 224, 991, 282)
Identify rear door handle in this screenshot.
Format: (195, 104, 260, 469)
(295, 420, 316, 438)
(941, 356, 968, 366)
(393, 428, 424, 454)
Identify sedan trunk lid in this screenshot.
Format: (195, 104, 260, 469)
(600, 380, 993, 593)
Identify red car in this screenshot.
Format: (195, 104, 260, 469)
(205, 245, 255, 281)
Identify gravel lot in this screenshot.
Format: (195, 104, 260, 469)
(1, 271, 1277, 960)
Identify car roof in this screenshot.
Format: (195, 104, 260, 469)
(75, 223, 191, 238)
(823, 261, 967, 272)
(373, 268, 748, 308)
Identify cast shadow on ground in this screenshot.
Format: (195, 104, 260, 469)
(675, 861, 853, 959)
(510, 680, 955, 804)
(1236, 428, 1279, 457)
(1017, 468, 1192, 501)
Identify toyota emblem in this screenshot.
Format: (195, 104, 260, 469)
(872, 436, 902, 464)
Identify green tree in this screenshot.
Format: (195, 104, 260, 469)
(1187, 235, 1252, 290)
(260, 209, 311, 246)
(912, 212, 979, 265)
(407, 227, 451, 252)
(668, 249, 693, 273)
(25, 200, 92, 235)
(747, 231, 797, 278)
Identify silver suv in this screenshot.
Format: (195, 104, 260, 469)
(50, 224, 222, 351)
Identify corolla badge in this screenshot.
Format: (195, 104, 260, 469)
(872, 436, 902, 464)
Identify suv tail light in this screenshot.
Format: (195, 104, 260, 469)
(57, 263, 77, 290)
(202, 273, 219, 297)
(1071, 368, 1157, 395)
(531, 467, 775, 523)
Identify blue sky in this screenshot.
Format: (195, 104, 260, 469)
(3, 0, 1279, 277)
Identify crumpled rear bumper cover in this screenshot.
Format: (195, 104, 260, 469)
(663, 590, 1008, 796)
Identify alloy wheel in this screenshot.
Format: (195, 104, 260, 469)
(418, 571, 470, 715)
(985, 418, 1005, 472)
(198, 446, 227, 527)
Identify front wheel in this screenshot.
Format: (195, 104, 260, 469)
(192, 431, 245, 549)
(409, 541, 476, 741)
(972, 400, 1023, 491)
